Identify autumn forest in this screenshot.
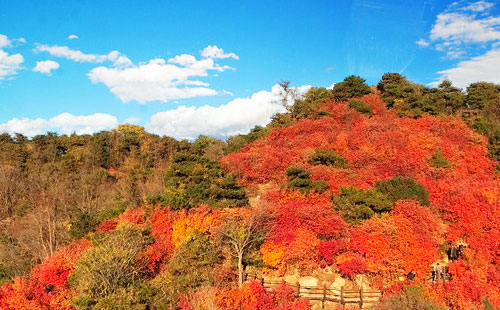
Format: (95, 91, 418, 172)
(2, 74, 500, 309)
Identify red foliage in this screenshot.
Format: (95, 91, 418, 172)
(259, 191, 347, 270)
(97, 218, 117, 232)
(116, 207, 145, 225)
(0, 238, 89, 310)
(336, 252, 367, 277)
(222, 94, 500, 308)
(144, 206, 176, 272)
(214, 281, 310, 310)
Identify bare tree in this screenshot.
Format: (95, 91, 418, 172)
(275, 80, 299, 113)
(217, 207, 274, 287)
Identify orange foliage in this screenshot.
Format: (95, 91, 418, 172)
(222, 95, 500, 308)
(214, 281, 310, 310)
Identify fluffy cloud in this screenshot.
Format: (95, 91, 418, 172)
(33, 43, 237, 103)
(145, 84, 310, 140)
(420, 1, 500, 57)
(0, 113, 118, 137)
(201, 45, 239, 60)
(88, 48, 237, 103)
(0, 34, 24, 81)
(33, 60, 60, 74)
(431, 48, 500, 88)
(35, 44, 132, 67)
(430, 11, 500, 45)
(422, 1, 500, 87)
(68, 34, 79, 40)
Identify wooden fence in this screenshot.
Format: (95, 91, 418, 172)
(245, 274, 382, 309)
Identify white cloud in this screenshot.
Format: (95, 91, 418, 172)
(0, 34, 24, 81)
(462, 1, 494, 12)
(145, 83, 310, 140)
(431, 48, 500, 88)
(34, 44, 237, 103)
(35, 44, 132, 67)
(201, 45, 239, 60)
(430, 11, 500, 45)
(0, 34, 10, 48)
(0, 113, 118, 137)
(423, 1, 500, 58)
(423, 1, 500, 87)
(416, 38, 430, 47)
(68, 34, 79, 40)
(33, 60, 59, 74)
(88, 53, 232, 103)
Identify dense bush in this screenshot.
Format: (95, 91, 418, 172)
(285, 166, 329, 194)
(308, 149, 348, 168)
(348, 99, 373, 116)
(429, 149, 450, 168)
(70, 227, 149, 303)
(375, 286, 445, 310)
(375, 176, 430, 206)
(332, 186, 392, 223)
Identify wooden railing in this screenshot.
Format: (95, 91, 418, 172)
(245, 274, 382, 309)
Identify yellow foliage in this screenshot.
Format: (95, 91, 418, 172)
(172, 208, 214, 248)
(260, 242, 284, 269)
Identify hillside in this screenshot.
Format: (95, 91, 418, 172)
(1, 75, 500, 309)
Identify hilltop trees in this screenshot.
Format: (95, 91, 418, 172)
(331, 75, 372, 101)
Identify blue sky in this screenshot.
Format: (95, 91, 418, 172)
(1, 0, 500, 139)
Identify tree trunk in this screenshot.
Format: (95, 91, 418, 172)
(238, 250, 244, 288)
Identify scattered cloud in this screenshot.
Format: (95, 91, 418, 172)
(422, 1, 500, 56)
(462, 1, 494, 12)
(0, 34, 24, 81)
(68, 34, 79, 40)
(145, 83, 310, 140)
(35, 44, 132, 67)
(416, 38, 430, 47)
(422, 1, 500, 87)
(431, 48, 500, 88)
(88, 46, 237, 103)
(0, 113, 118, 137)
(201, 45, 239, 60)
(33, 60, 60, 74)
(0, 34, 10, 48)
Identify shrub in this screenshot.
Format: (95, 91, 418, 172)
(374, 286, 444, 310)
(429, 150, 450, 168)
(332, 186, 392, 223)
(71, 226, 148, 301)
(375, 176, 430, 206)
(286, 166, 329, 194)
(308, 149, 348, 168)
(349, 99, 373, 116)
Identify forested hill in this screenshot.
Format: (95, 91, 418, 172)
(1, 74, 500, 310)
